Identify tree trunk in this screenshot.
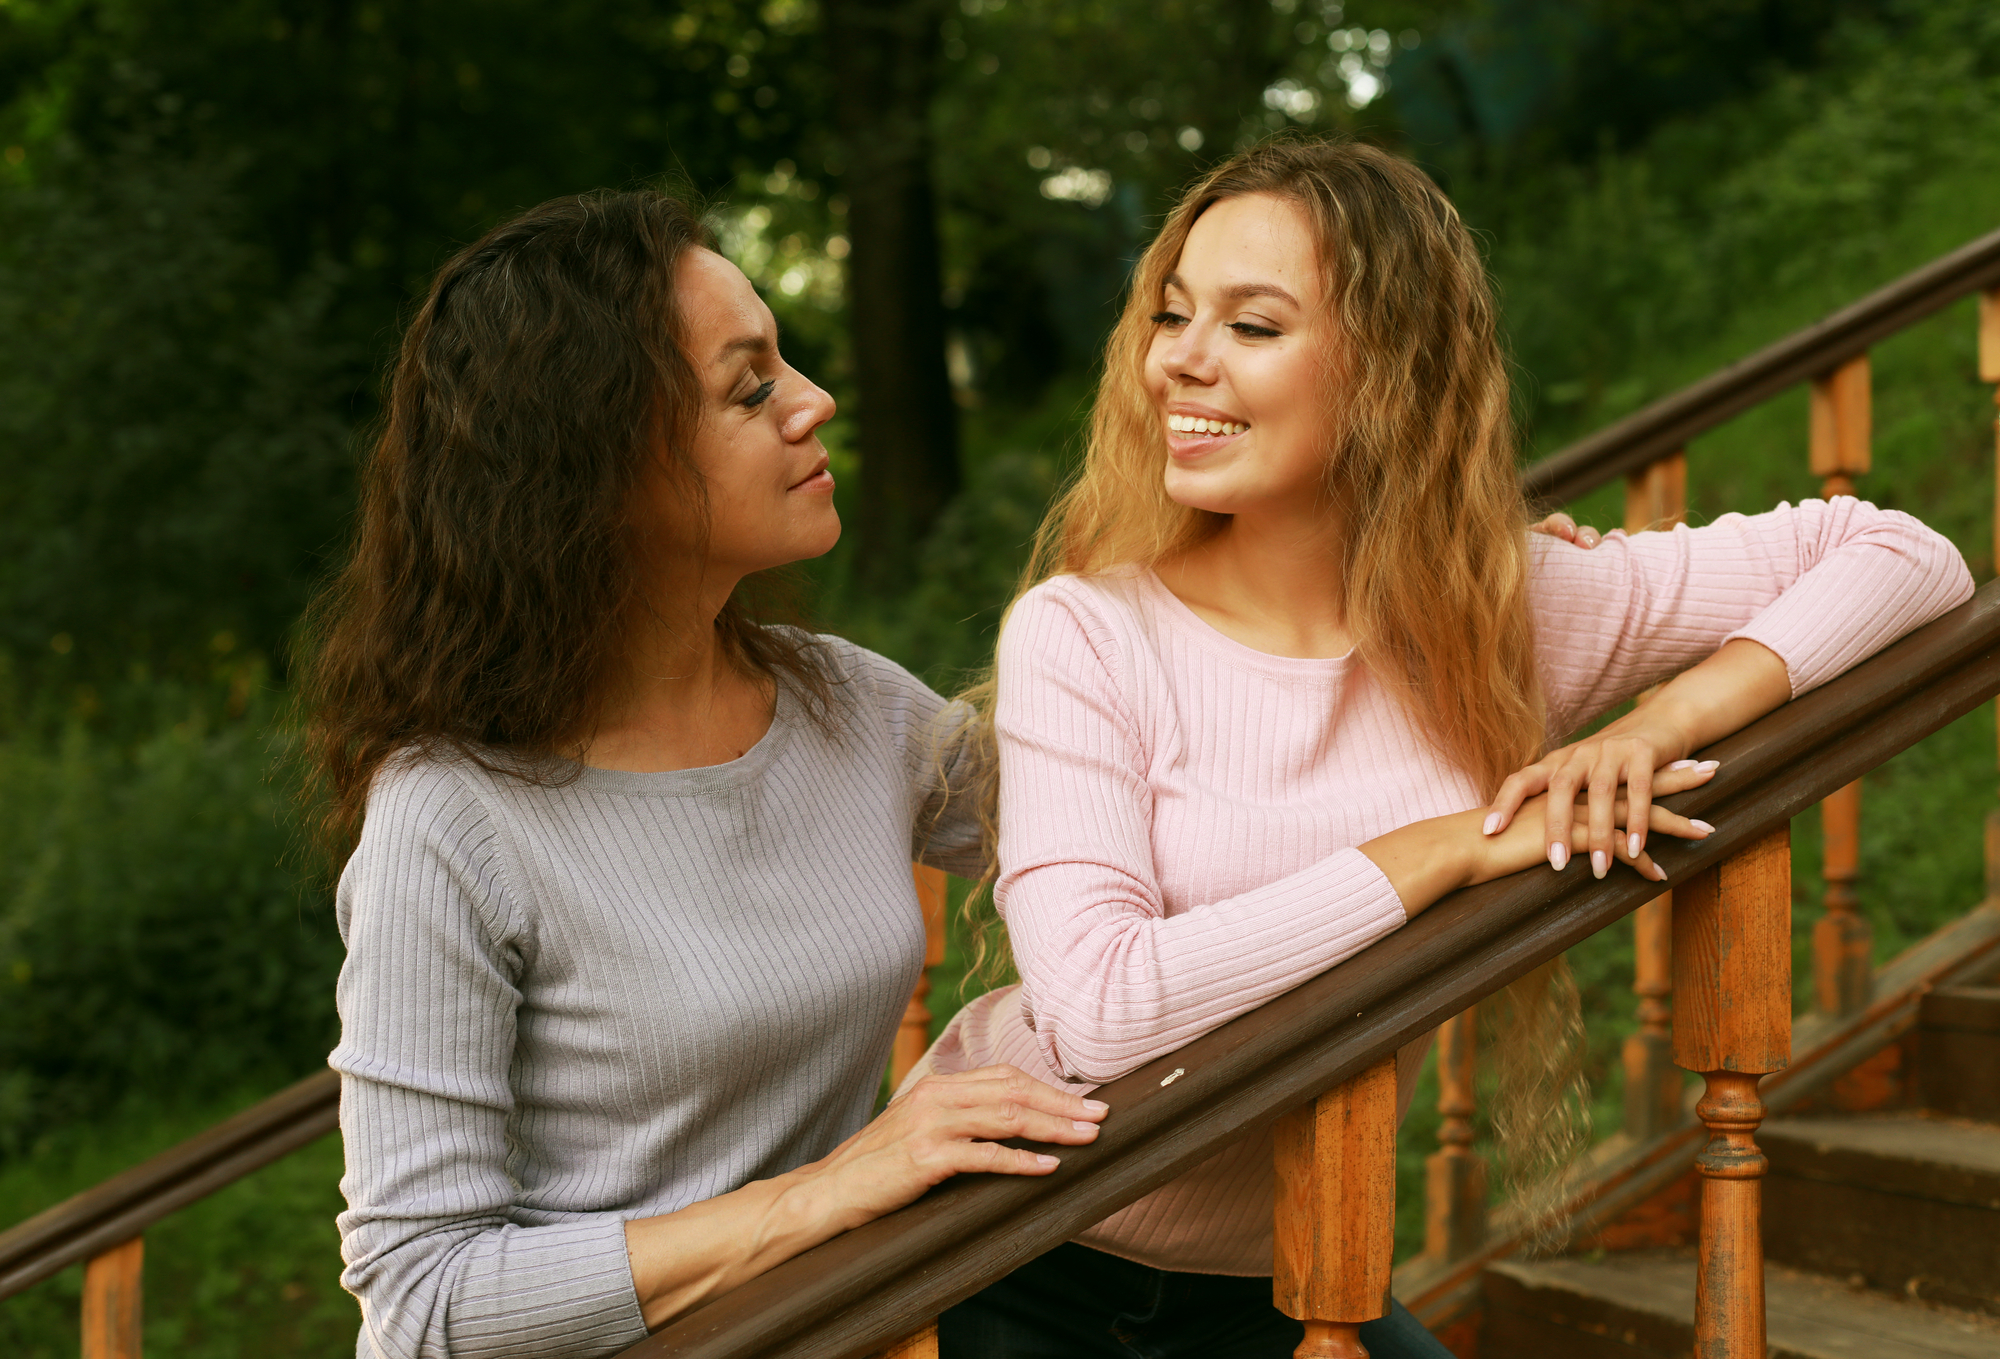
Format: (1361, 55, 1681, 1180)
(823, 0, 959, 586)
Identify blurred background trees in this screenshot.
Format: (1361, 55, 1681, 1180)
(4, 0, 2000, 1350)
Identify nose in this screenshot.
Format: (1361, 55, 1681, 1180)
(780, 368, 837, 443)
(1158, 319, 1220, 387)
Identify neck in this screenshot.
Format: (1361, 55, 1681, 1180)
(1160, 500, 1351, 659)
(580, 572, 776, 773)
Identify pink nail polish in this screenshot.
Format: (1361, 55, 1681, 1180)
(1592, 850, 1608, 879)
(1073, 1120, 1099, 1133)
(1549, 843, 1568, 872)
(1036, 1154, 1060, 1168)
(1666, 759, 1698, 771)
(1696, 760, 1720, 772)
(1082, 1099, 1109, 1113)
(1483, 812, 1502, 835)
(1628, 833, 1642, 857)
(1691, 820, 1715, 835)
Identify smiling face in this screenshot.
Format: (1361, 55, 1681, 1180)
(1146, 192, 1334, 520)
(656, 247, 840, 581)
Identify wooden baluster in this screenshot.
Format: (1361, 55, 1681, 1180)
(1672, 827, 1791, 1359)
(890, 866, 950, 1088)
(1422, 1007, 1485, 1263)
(1274, 1056, 1397, 1359)
(81, 1236, 143, 1359)
(1622, 450, 1687, 1139)
(873, 1320, 939, 1358)
(1982, 289, 2000, 893)
(1810, 355, 1874, 1017)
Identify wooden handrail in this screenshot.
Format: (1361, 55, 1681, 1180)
(624, 580, 2000, 1359)
(1518, 224, 2000, 506)
(0, 1068, 339, 1301)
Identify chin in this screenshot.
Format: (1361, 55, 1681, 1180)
(1162, 468, 1240, 516)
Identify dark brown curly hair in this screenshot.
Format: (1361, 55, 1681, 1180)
(298, 189, 834, 856)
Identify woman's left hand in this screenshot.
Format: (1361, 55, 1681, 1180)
(1483, 728, 1716, 878)
(1532, 511, 1603, 549)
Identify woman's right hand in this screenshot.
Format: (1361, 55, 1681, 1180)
(797, 1065, 1107, 1230)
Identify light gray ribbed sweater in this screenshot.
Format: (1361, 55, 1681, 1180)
(331, 636, 982, 1359)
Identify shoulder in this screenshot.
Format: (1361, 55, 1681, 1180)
(343, 749, 527, 943)
(801, 630, 942, 715)
(1001, 571, 1146, 669)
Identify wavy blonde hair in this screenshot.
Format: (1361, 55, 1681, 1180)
(960, 135, 1587, 1231)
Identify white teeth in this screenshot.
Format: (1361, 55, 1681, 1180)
(1168, 415, 1247, 436)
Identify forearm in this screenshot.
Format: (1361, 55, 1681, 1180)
(623, 1170, 852, 1330)
(1357, 811, 1481, 919)
(1603, 638, 1791, 759)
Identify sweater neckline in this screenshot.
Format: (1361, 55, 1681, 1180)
(564, 681, 800, 797)
(1135, 568, 1358, 677)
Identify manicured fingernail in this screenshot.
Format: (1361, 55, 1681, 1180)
(1653, 862, 1670, 882)
(1628, 833, 1642, 857)
(1483, 812, 1502, 835)
(1592, 850, 1608, 879)
(1691, 820, 1715, 835)
(1667, 759, 1698, 770)
(1073, 1120, 1099, 1133)
(1549, 843, 1568, 871)
(1082, 1099, 1109, 1113)
(1696, 760, 1720, 772)
(1037, 1154, 1060, 1168)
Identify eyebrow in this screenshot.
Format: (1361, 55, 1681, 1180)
(712, 333, 772, 365)
(1162, 273, 1302, 309)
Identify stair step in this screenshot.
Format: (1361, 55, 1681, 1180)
(1483, 1249, 2000, 1359)
(1762, 1112, 2000, 1316)
(1920, 985, 2000, 1121)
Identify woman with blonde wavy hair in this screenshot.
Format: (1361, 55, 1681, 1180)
(918, 137, 1972, 1358)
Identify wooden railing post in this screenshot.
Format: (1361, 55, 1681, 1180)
(1275, 1056, 1396, 1358)
(1422, 1008, 1486, 1263)
(870, 1321, 938, 1358)
(891, 866, 950, 1088)
(1623, 450, 1687, 1139)
(1810, 354, 1874, 1017)
(81, 1236, 143, 1359)
(1982, 289, 2000, 896)
(1673, 827, 1791, 1359)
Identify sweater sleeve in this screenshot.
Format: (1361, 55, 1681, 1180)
(832, 638, 988, 880)
(993, 585, 1408, 1085)
(1535, 498, 1973, 738)
(332, 764, 647, 1359)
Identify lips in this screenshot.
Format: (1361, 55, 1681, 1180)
(1163, 405, 1250, 456)
(787, 457, 833, 491)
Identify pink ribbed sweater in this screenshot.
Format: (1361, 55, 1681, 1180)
(913, 498, 1972, 1276)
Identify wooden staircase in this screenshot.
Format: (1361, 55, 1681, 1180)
(1481, 962, 2000, 1359)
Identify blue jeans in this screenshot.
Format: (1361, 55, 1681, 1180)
(939, 1241, 1455, 1359)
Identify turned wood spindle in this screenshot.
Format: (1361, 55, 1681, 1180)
(1622, 451, 1687, 1139)
(890, 865, 950, 1089)
(1673, 826, 1791, 1359)
(82, 1236, 144, 1359)
(1981, 289, 2000, 879)
(1274, 1056, 1397, 1359)
(1423, 1007, 1486, 1263)
(1808, 354, 1874, 1017)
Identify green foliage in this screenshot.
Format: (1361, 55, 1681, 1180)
(0, 672, 340, 1160)
(0, 1097, 355, 1357)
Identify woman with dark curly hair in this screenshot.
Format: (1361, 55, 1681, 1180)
(301, 190, 1106, 1359)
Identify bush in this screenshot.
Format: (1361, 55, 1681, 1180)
(0, 671, 339, 1160)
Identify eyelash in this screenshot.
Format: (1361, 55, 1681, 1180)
(1149, 310, 1280, 339)
(742, 378, 776, 409)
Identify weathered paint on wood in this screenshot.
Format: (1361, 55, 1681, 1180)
(1275, 1056, 1397, 1358)
(81, 1236, 143, 1359)
(890, 866, 950, 1090)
